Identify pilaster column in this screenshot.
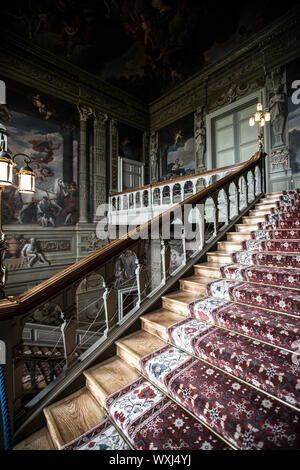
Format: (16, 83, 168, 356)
(61, 123, 74, 184)
(93, 111, 108, 222)
(109, 118, 119, 193)
(77, 105, 92, 224)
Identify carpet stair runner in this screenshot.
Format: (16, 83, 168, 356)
(14, 190, 300, 451)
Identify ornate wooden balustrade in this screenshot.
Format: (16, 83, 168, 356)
(0, 151, 265, 442)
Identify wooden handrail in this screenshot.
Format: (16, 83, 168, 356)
(0, 151, 264, 320)
(110, 161, 243, 197)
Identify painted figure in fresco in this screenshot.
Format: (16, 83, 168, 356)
(29, 139, 61, 164)
(58, 180, 78, 225)
(174, 130, 184, 147)
(37, 196, 62, 227)
(21, 238, 50, 267)
(33, 163, 54, 184)
(32, 95, 55, 120)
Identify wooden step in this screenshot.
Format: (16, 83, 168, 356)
(84, 356, 139, 408)
(226, 232, 252, 242)
(141, 309, 184, 340)
(116, 330, 164, 370)
(206, 251, 233, 264)
(44, 387, 104, 449)
(180, 275, 215, 294)
(14, 427, 55, 450)
(235, 223, 258, 233)
(255, 202, 276, 209)
(162, 290, 202, 316)
(194, 262, 222, 278)
(217, 241, 242, 253)
(242, 215, 266, 225)
(250, 208, 274, 216)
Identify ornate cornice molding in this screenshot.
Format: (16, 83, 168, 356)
(0, 31, 149, 130)
(149, 7, 300, 130)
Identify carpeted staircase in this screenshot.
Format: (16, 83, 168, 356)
(14, 190, 300, 451)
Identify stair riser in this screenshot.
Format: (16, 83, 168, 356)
(162, 297, 190, 316)
(43, 411, 62, 450)
(117, 344, 141, 370)
(85, 377, 106, 409)
(194, 266, 220, 278)
(250, 209, 273, 216)
(207, 253, 232, 264)
(235, 224, 258, 232)
(217, 242, 242, 253)
(141, 318, 169, 341)
(179, 279, 207, 294)
(243, 216, 265, 224)
(226, 233, 251, 242)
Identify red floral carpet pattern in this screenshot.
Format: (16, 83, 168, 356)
(140, 346, 300, 450)
(61, 419, 130, 450)
(242, 239, 300, 253)
(220, 264, 300, 289)
(250, 229, 300, 240)
(206, 280, 300, 315)
(167, 319, 299, 407)
(189, 298, 300, 352)
(232, 251, 300, 268)
(105, 377, 229, 450)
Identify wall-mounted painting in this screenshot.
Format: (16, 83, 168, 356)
(158, 113, 195, 181)
(0, 80, 79, 227)
(287, 58, 300, 174)
(118, 122, 143, 162)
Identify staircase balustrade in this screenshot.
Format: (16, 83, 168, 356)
(0, 151, 265, 437)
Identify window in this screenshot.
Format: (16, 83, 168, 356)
(212, 100, 259, 168)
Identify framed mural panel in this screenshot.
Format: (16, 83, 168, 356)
(0, 79, 79, 228)
(158, 112, 195, 181)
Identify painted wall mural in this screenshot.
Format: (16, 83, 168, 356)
(287, 58, 300, 174)
(158, 112, 195, 180)
(2, 110, 79, 227)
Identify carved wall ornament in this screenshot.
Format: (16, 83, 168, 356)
(77, 104, 93, 121)
(270, 148, 290, 170)
(268, 66, 287, 149)
(150, 131, 159, 182)
(21, 238, 50, 267)
(194, 105, 206, 171)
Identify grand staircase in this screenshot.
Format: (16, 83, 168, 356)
(14, 190, 300, 451)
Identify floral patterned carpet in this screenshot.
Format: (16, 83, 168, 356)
(62, 189, 300, 451)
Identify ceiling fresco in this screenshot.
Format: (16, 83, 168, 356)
(3, 0, 298, 102)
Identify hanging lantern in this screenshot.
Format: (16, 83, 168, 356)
(249, 116, 255, 127)
(256, 103, 263, 112)
(0, 124, 15, 186)
(264, 111, 271, 122)
(17, 159, 36, 194)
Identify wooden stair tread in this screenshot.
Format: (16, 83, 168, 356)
(162, 290, 202, 304)
(141, 310, 184, 340)
(141, 309, 184, 329)
(44, 387, 104, 449)
(116, 330, 164, 369)
(180, 275, 216, 286)
(84, 356, 139, 407)
(194, 261, 224, 269)
(14, 428, 55, 451)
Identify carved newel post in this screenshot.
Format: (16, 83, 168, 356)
(77, 105, 93, 224)
(194, 105, 206, 172)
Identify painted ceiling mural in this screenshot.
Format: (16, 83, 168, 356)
(3, 1, 298, 101)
